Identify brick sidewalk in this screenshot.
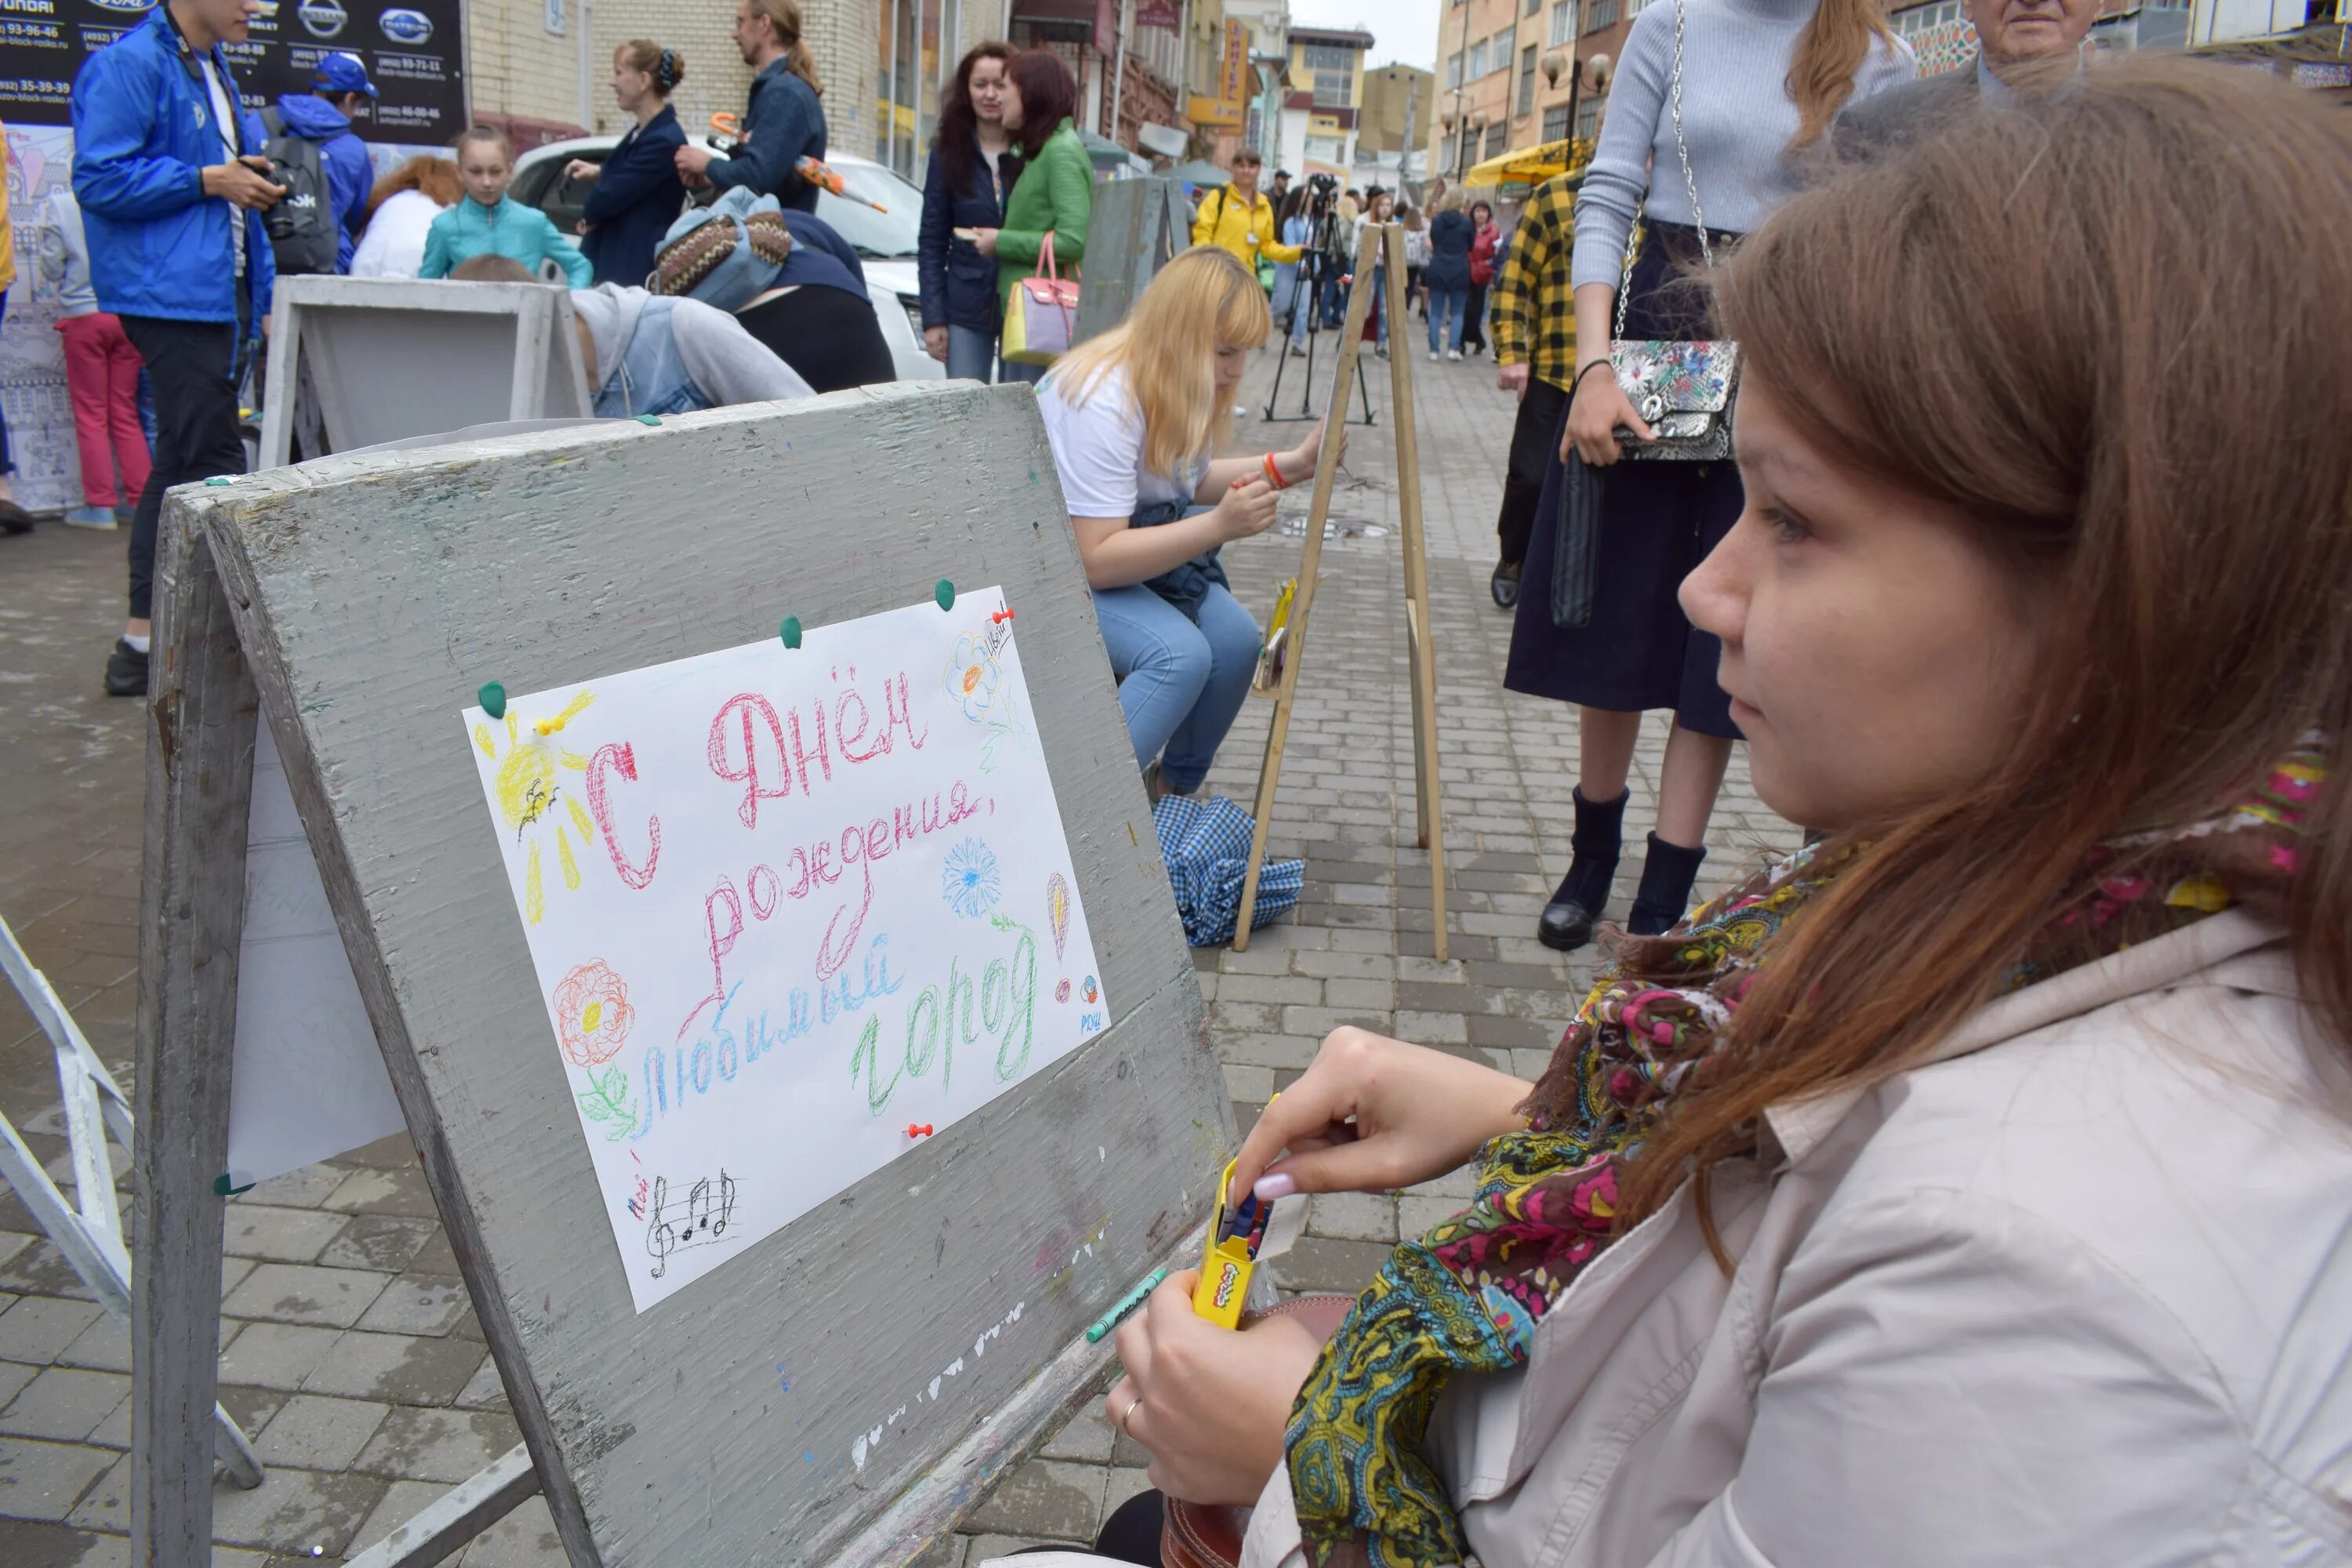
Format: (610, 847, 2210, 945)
(0, 344, 1795, 1566)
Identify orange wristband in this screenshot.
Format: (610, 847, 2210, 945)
(1261, 452, 1287, 489)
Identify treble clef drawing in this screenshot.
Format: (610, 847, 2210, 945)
(644, 1170, 742, 1279)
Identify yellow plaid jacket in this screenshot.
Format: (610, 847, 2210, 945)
(1491, 172, 1577, 392)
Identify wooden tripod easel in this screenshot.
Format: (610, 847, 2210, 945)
(1232, 223, 1448, 960)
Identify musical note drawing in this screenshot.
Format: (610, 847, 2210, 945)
(644, 1170, 742, 1279)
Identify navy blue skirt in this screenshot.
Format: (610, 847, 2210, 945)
(1501, 220, 1744, 739)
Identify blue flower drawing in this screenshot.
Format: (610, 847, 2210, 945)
(942, 838, 1002, 919)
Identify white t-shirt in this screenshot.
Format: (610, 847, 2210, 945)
(200, 56, 245, 278)
(350, 190, 448, 278)
(1036, 364, 1204, 520)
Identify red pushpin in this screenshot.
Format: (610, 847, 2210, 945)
(906, 1123, 935, 1138)
(990, 608, 1015, 624)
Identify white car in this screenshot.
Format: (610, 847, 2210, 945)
(510, 139, 942, 384)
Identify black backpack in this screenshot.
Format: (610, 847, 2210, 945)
(260, 107, 338, 276)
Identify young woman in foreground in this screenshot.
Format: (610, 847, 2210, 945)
(1039, 246, 1337, 800)
(998, 61, 2352, 1567)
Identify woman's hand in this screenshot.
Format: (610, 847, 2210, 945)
(1230, 1027, 1533, 1203)
(970, 227, 1000, 258)
(924, 325, 948, 363)
(562, 158, 600, 183)
(1107, 1271, 1327, 1504)
(1563, 361, 1654, 467)
(1209, 476, 1281, 544)
(1279, 416, 1346, 485)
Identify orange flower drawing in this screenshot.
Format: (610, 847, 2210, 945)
(554, 960, 636, 1067)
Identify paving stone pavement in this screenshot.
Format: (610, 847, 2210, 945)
(0, 343, 1796, 1565)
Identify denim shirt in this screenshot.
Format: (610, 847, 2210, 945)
(590, 296, 706, 419)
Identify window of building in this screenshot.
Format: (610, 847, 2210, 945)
(1468, 38, 1488, 76)
(1517, 44, 1537, 113)
(1526, 0, 1541, 15)
(1585, 0, 1620, 32)
(1484, 122, 1508, 158)
(1576, 91, 1602, 139)
(1542, 103, 1570, 140)
(1315, 69, 1354, 103)
(1550, 2, 1575, 44)
(1445, 50, 1463, 89)
(1301, 42, 1356, 71)
(1494, 30, 1517, 65)
(1305, 133, 1345, 162)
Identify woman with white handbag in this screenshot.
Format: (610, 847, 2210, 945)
(968, 49, 1091, 385)
(1506, 0, 1913, 953)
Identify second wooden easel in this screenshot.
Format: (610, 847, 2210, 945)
(1232, 223, 1448, 960)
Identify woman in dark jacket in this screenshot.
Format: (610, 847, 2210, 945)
(1422, 195, 1475, 359)
(569, 41, 690, 288)
(920, 42, 1016, 382)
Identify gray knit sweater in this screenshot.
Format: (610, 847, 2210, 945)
(1570, 0, 1915, 289)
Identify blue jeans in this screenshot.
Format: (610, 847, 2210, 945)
(1093, 581, 1261, 792)
(1426, 286, 1466, 353)
(946, 324, 998, 382)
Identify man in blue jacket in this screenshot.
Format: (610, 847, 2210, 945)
(268, 51, 377, 274)
(674, 0, 827, 212)
(72, 0, 279, 697)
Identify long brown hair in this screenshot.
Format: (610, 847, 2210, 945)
(617, 38, 685, 96)
(1004, 48, 1078, 159)
(366, 154, 461, 216)
(934, 42, 1013, 189)
(1617, 60, 2352, 1233)
(1784, 0, 1897, 149)
(745, 0, 822, 96)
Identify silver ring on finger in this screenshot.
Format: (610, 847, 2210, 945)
(1113, 1388, 1143, 1434)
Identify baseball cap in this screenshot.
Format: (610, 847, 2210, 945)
(312, 53, 379, 100)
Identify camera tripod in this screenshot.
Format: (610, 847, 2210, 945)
(1262, 212, 1377, 426)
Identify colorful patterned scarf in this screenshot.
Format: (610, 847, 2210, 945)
(1283, 747, 2325, 1568)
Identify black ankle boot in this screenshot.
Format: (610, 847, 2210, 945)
(1538, 789, 1628, 951)
(1627, 834, 1708, 936)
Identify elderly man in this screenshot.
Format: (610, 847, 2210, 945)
(1837, 0, 2100, 149)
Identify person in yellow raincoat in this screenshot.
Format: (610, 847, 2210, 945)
(1189, 148, 1299, 288)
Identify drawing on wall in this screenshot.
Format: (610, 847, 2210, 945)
(460, 586, 1108, 1311)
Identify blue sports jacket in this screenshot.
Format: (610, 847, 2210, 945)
(69, 7, 274, 325)
(269, 93, 373, 274)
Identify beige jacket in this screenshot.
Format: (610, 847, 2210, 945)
(1225, 909, 2352, 1566)
(989, 910, 2352, 1567)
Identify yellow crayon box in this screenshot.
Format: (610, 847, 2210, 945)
(1191, 1156, 1262, 1330)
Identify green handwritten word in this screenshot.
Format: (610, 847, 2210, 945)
(851, 916, 1036, 1115)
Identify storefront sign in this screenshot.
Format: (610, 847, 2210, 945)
(0, 0, 466, 142)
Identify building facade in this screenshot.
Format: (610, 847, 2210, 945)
(1276, 24, 1373, 176)
(1427, 0, 1630, 179)
(1358, 61, 1434, 155)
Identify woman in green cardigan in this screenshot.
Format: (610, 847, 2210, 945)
(971, 49, 1091, 384)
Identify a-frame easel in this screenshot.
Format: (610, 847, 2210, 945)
(1232, 223, 1448, 960)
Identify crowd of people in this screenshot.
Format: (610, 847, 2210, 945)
(13, 0, 2352, 1558)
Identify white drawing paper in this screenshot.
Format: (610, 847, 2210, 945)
(459, 587, 1108, 1312)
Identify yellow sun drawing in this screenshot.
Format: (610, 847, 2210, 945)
(473, 689, 599, 924)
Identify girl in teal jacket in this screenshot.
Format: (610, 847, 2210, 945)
(420, 128, 592, 285)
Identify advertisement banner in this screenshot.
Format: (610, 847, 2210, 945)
(1192, 18, 1246, 127)
(0, 0, 466, 143)
(1135, 0, 1179, 29)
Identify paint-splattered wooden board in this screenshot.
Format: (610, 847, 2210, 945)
(172, 382, 1229, 1564)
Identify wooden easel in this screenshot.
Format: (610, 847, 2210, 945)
(1232, 223, 1449, 960)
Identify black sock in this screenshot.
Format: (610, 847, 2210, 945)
(1551, 788, 1628, 911)
(1628, 833, 1708, 935)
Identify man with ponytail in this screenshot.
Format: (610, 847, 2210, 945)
(677, 0, 827, 212)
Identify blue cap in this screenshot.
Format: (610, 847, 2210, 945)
(312, 52, 379, 100)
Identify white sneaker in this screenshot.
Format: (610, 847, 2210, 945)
(1427, 350, 1439, 361)
(1446, 350, 1463, 361)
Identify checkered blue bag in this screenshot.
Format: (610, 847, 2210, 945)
(1153, 794, 1305, 946)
